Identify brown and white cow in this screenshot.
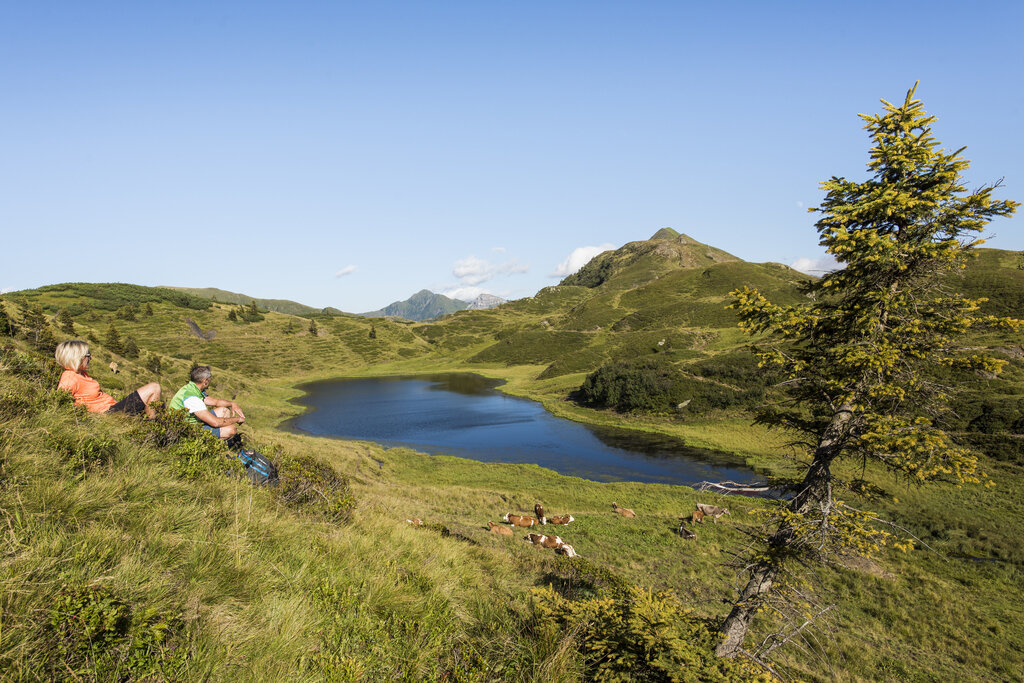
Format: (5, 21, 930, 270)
(554, 544, 578, 557)
(534, 503, 547, 525)
(548, 514, 574, 525)
(503, 513, 540, 527)
(525, 532, 565, 549)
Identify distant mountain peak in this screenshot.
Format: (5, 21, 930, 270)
(560, 229, 741, 289)
(361, 290, 467, 321)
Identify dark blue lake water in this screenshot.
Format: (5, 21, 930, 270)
(288, 374, 761, 487)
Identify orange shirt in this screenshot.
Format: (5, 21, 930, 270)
(58, 370, 117, 413)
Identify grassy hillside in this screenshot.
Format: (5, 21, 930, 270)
(1, 239, 1023, 680)
(167, 286, 344, 318)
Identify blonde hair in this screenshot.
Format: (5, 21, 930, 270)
(55, 339, 90, 372)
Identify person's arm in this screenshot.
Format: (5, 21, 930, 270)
(184, 395, 243, 428)
(204, 396, 245, 421)
(193, 408, 244, 429)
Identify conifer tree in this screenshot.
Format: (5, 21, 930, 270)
(227, 309, 238, 322)
(105, 322, 123, 354)
(123, 337, 140, 359)
(145, 302, 154, 316)
(309, 319, 319, 336)
(369, 325, 377, 340)
(0, 301, 14, 336)
(57, 309, 76, 334)
(719, 85, 1021, 657)
(146, 353, 162, 375)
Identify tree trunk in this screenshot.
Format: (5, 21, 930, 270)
(716, 404, 854, 657)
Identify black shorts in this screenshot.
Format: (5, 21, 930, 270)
(106, 390, 146, 416)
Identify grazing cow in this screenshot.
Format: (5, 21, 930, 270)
(534, 503, 547, 525)
(526, 533, 567, 549)
(502, 513, 540, 527)
(678, 523, 697, 539)
(696, 503, 730, 523)
(548, 515, 574, 525)
(611, 502, 635, 518)
(690, 510, 705, 525)
(488, 521, 514, 537)
(555, 544, 578, 557)
(109, 361, 119, 374)
(406, 518, 423, 526)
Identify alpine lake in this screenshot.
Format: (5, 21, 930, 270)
(287, 373, 761, 488)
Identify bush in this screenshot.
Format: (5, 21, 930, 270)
(131, 406, 207, 449)
(170, 435, 232, 481)
(43, 584, 188, 680)
(47, 434, 120, 472)
(275, 454, 355, 524)
(531, 583, 768, 682)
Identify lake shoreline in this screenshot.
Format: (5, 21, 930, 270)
(280, 372, 775, 491)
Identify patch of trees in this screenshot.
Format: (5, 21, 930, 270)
(576, 353, 770, 413)
(30, 283, 210, 311)
(227, 301, 264, 323)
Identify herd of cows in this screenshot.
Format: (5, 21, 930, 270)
(406, 501, 732, 560)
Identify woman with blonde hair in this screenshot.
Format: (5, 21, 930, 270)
(55, 340, 161, 418)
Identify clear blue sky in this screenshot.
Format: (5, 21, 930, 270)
(2, 1, 1021, 312)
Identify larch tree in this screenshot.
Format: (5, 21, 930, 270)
(718, 85, 1021, 658)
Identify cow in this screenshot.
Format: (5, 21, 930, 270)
(534, 503, 547, 525)
(548, 515, 574, 525)
(406, 518, 423, 526)
(488, 521, 514, 537)
(690, 509, 705, 525)
(524, 533, 565, 549)
(555, 544, 578, 557)
(612, 502, 635, 518)
(696, 503, 730, 523)
(678, 522, 697, 540)
(502, 513, 540, 527)
(109, 361, 119, 374)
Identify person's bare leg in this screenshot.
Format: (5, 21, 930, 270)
(137, 382, 161, 419)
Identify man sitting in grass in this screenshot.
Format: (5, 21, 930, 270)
(169, 365, 245, 441)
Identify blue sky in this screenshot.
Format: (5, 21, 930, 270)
(2, 1, 1021, 312)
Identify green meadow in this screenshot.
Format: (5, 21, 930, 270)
(2, 233, 1022, 681)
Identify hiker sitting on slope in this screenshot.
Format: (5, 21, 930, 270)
(56, 340, 161, 419)
(169, 365, 245, 441)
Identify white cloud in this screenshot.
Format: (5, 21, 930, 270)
(790, 256, 839, 275)
(452, 256, 528, 286)
(550, 243, 616, 278)
(491, 246, 506, 253)
(334, 265, 357, 278)
(0, 287, 12, 294)
(796, 201, 804, 208)
(443, 286, 488, 301)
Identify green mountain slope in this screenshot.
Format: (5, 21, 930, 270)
(1, 236, 1023, 681)
(166, 286, 347, 317)
(360, 289, 469, 321)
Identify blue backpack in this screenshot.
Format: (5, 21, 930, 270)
(238, 449, 279, 487)
(225, 434, 278, 487)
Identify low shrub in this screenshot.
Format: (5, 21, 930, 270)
(170, 435, 233, 481)
(130, 405, 207, 449)
(531, 583, 769, 682)
(0, 345, 63, 385)
(46, 434, 120, 472)
(43, 583, 188, 680)
(275, 454, 355, 524)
